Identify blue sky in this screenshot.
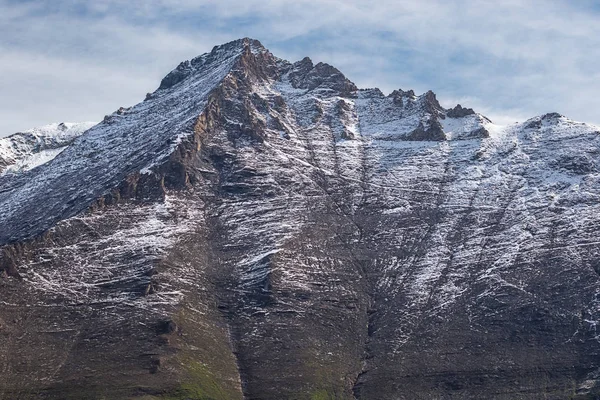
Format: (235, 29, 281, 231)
(1, 0, 600, 135)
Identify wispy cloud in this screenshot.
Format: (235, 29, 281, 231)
(1, 0, 599, 135)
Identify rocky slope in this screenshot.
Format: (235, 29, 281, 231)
(1, 38, 599, 399)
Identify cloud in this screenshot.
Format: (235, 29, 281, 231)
(1, 0, 599, 135)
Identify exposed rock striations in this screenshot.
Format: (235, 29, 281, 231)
(1, 38, 600, 399)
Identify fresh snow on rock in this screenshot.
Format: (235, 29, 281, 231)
(2, 38, 600, 399)
(0, 122, 96, 175)
(0, 40, 253, 244)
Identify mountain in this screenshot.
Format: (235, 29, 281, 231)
(1, 38, 599, 400)
(0, 122, 96, 175)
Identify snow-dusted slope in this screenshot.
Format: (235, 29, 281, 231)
(1, 38, 600, 400)
(0, 40, 258, 244)
(353, 112, 600, 398)
(0, 122, 95, 175)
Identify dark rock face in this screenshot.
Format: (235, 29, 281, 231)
(448, 104, 476, 118)
(554, 154, 597, 174)
(158, 61, 194, 90)
(406, 120, 446, 141)
(288, 57, 358, 97)
(1, 38, 600, 400)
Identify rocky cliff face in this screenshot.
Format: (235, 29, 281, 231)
(1, 38, 599, 400)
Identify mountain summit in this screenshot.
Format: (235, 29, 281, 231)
(1, 38, 599, 399)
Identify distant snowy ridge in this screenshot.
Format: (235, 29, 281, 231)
(0, 122, 96, 175)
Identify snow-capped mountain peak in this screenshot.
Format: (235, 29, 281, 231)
(2, 38, 600, 399)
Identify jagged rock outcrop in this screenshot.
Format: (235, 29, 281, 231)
(287, 57, 358, 97)
(448, 104, 476, 118)
(1, 38, 600, 400)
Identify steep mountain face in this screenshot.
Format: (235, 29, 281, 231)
(0, 122, 95, 175)
(1, 38, 599, 400)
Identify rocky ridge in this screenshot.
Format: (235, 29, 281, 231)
(0, 38, 599, 399)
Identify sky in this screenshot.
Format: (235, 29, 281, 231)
(1, 0, 600, 136)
